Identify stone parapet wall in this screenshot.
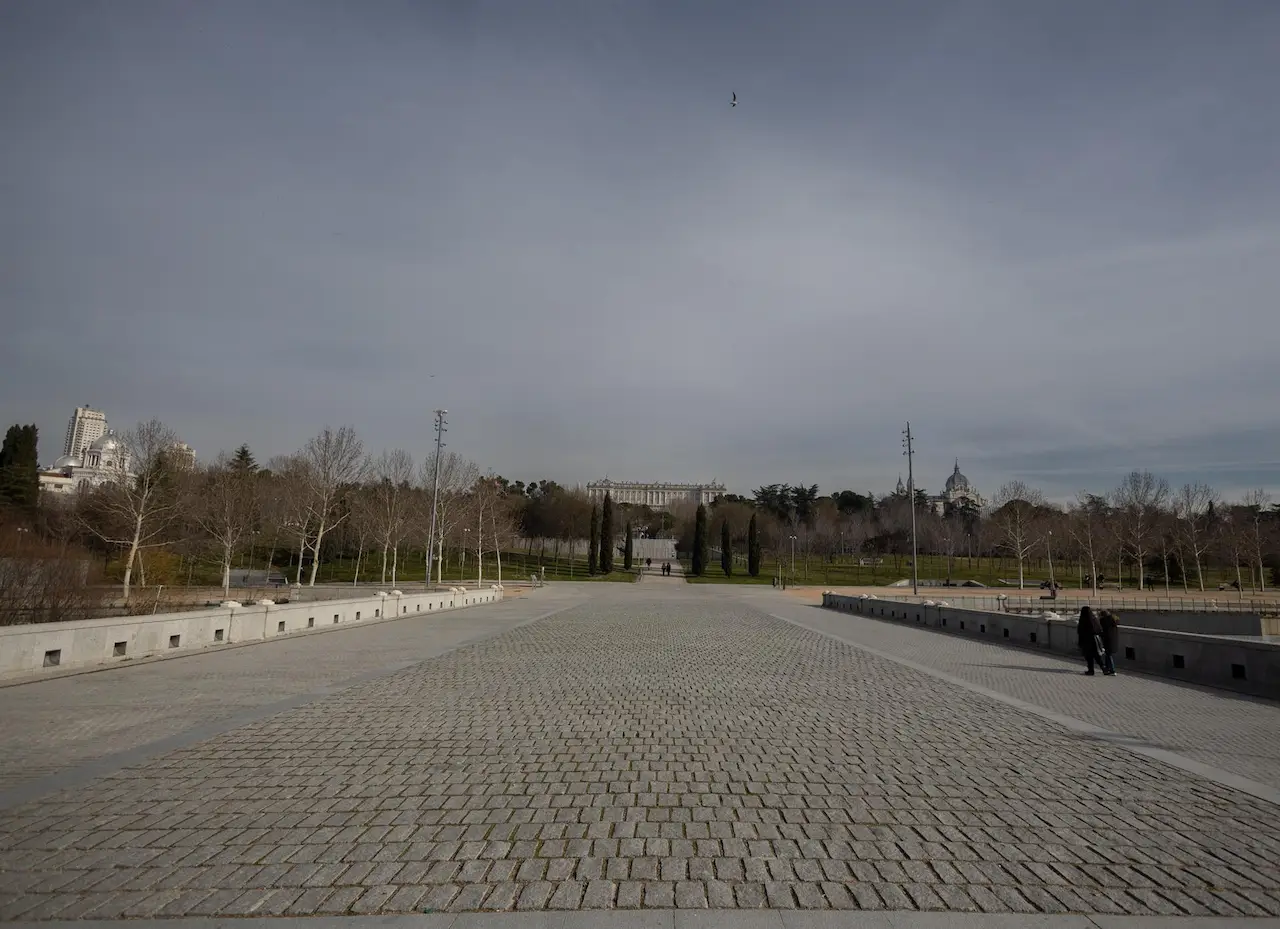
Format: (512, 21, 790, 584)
(822, 592, 1280, 700)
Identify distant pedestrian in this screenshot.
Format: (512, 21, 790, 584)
(1098, 610, 1119, 675)
(1077, 606, 1105, 676)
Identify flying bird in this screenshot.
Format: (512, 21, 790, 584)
(731, 92, 737, 107)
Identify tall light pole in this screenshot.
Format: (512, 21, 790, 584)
(790, 534, 797, 580)
(903, 422, 919, 596)
(1046, 529, 1056, 593)
(424, 409, 447, 590)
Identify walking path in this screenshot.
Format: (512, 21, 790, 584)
(0, 584, 1277, 924)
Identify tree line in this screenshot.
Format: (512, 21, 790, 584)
(3, 416, 1278, 624)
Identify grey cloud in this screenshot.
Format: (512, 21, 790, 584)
(2, 0, 1278, 501)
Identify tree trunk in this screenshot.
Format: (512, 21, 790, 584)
(380, 544, 388, 584)
(354, 541, 363, 586)
(1117, 553, 1123, 591)
(222, 548, 232, 598)
(391, 545, 399, 586)
(122, 523, 142, 603)
(307, 518, 328, 586)
(477, 503, 483, 588)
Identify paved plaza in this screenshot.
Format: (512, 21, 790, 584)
(1, 584, 1279, 926)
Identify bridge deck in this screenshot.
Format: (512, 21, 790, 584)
(0, 585, 1278, 925)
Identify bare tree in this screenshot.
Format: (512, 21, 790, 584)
(79, 419, 181, 602)
(420, 451, 479, 585)
(190, 457, 260, 596)
(264, 454, 315, 586)
(367, 449, 415, 586)
(988, 481, 1044, 589)
(1172, 482, 1217, 591)
(1112, 470, 1170, 592)
(300, 426, 365, 586)
(1068, 493, 1110, 594)
(1242, 488, 1274, 592)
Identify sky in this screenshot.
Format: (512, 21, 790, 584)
(3, 0, 1279, 504)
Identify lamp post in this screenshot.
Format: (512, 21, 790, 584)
(903, 422, 919, 596)
(424, 409, 447, 590)
(790, 534, 797, 580)
(462, 528, 470, 577)
(1046, 529, 1056, 594)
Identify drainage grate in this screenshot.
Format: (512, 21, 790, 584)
(215, 629, 224, 642)
(113, 642, 127, 657)
(1172, 654, 1185, 669)
(277, 621, 285, 633)
(43, 649, 60, 667)
(307, 617, 315, 628)
(169, 634, 181, 648)
(1232, 663, 1247, 680)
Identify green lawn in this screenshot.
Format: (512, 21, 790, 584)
(679, 553, 1248, 590)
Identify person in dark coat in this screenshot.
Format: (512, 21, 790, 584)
(1077, 606, 1104, 676)
(1097, 610, 1119, 675)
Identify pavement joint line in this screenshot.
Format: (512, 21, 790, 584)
(0, 590, 536, 690)
(4, 912, 1280, 928)
(0, 596, 582, 813)
(768, 609, 1280, 810)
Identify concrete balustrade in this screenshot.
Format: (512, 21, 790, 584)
(0, 586, 505, 678)
(822, 592, 1280, 700)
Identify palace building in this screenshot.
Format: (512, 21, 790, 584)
(586, 479, 726, 510)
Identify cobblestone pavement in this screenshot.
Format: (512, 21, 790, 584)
(755, 592, 1280, 790)
(2, 586, 1280, 920)
(0, 587, 587, 795)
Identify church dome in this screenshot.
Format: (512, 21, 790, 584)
(945, 459, 970, 493)
(53, 455, 81, 470)
(89, 430, 120, 453)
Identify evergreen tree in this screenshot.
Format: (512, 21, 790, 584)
(0, 424, 39, 512)
(623, 520, 633, 570)
(230, 444, 258, 474)
(692, 503, 708, 576)
(587, 504, 599, 575)
(720, 518, 732, 577)
(600, 492, 614, 573)
(747, 513, 761, 577)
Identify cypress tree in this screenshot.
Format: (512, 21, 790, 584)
(587, 505, 599, 575)
(0, 424, 39, 512)
(600, 492, 614, 573)
(721, 518, 732, 577)
(624, 520, 634, 570)
(748, 513, 761, 577)
(230, 444, 258, 474)
(692, 503, 708, 576)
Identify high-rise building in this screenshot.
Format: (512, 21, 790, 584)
(63, 406, 107, 460)
(169, 441, 197, 470)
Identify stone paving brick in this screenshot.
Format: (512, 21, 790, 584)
(3, 589, 1280, 919)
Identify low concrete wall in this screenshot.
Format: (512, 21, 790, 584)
(822, 593, 1280, 701)
(0, 586, 504, 678)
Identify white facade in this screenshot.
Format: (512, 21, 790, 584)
(63, 406, 107, 459)
(586, 479, 726, 510)
(39, 430, 134, 497)
(169, 442, 197, 469)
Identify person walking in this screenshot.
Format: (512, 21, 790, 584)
(1098, 610, 1119, 675)
(1077, 606, 1105, 676)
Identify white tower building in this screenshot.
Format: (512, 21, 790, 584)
(63, 406, 107, 459)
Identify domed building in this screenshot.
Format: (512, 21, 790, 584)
(928, 459, 985, 514)
(38, 430, 134, 497)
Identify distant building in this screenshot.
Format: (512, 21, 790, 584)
(169, 441, 197, 470)
(586, 479, 726, 510)
(896, 460, 985, 515)
(63, 406, 106, 459)
(38, 429, 135, 498)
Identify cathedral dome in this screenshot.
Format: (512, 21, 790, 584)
(53, 455, 81, 470)
(945, 459, 970, 493)
(88, 431, 121, 453)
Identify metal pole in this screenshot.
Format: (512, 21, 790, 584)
(1047, 530, 1055, 591)
(424, 409, 447, 590)
(903, 422, 918, 596)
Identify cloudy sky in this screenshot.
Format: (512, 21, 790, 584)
(3, 0, 1279, 503)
